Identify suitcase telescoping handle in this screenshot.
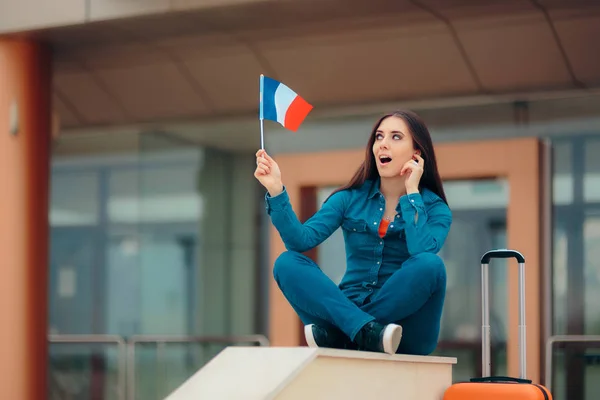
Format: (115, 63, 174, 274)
(480, 249, 526, 380)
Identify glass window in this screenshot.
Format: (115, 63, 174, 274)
(554, 142, 573, 206)
(50, 171, 100, 226)
(48, 132, 262, 399)
(584, 215, 600, 335)
(584, 141, 600, 202)
(550, 137, 600, 400)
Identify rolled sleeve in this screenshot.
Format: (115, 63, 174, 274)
(399, 191, 452, 255)
(399, 192, 425, 217)
(265, 186, 290, 214)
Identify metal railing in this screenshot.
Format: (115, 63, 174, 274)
(48, 334, 269, 400)
(48, 334, 127, 400)
(127, 334, 269, 400)
(545, 334, 600, 393)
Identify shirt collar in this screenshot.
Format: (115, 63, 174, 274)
(367, 178, 382, 199)
(367, 178, 430, 203)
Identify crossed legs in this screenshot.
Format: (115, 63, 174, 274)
(273, 250, 446, 355)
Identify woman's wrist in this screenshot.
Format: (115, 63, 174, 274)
(267, 183, 284, 197)
(406, 186, 419, 195)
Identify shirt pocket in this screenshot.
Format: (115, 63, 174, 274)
(341, 218, 370, 247)
(342, 218, 367, 233)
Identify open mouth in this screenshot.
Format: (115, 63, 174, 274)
(379, 156, 392, 165)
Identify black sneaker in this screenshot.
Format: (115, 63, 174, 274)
(354, 321, 402, 355)
(304, 324, 356, 350)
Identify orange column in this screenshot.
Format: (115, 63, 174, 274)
(0, 39, 52, 400)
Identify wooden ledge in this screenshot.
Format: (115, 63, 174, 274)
(310, 347, 457, 364)
(167, 346, 457, 400)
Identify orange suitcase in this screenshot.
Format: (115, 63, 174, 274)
(443, 249, 552, 400)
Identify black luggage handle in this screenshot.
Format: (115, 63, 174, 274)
(470, 376, 532, 384)
(481, 249, 525, 264)
(481, 248, 527, 380)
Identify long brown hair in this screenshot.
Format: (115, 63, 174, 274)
(328, 110, 448, 204)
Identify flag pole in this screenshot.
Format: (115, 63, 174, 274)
(259, 74, 265, 150)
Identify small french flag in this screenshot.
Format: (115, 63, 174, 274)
(260, 75, 313, 132)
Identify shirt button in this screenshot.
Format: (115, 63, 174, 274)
(373, 281, 376, 284)
(380, 241, 383, 245)
(379, 208, 383, 211)
(411, 199, 414, 203)
(373, 222, 377, 225)
(377, 261, 380, 264)
(390, 225, 394, 228)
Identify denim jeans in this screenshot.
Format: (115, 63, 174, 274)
(273, 250, 447, 356)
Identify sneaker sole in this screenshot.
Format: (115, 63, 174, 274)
(304, 324, 319, 348)
(382, 324, 403, 355)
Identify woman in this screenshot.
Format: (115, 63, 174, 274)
(254, 110, 452, 355)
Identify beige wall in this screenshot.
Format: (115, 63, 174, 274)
(0, 0, 266, 34)
(0, 0, 84, 33)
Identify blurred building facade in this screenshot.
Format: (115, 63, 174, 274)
(1, 1, 600, 399)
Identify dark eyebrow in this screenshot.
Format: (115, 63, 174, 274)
(375, 130, 404, 135)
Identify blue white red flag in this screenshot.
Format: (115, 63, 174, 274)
(259, 75, 313, 132)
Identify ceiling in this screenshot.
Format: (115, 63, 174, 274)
(15, 0, 600, 150)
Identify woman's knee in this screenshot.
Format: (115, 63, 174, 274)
(273, 250, 310, 285)
(409, 253, 446, 281)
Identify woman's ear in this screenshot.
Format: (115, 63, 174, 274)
(414, 149, 421, 156)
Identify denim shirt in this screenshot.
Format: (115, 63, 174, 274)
(265, 178, 452, 305)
